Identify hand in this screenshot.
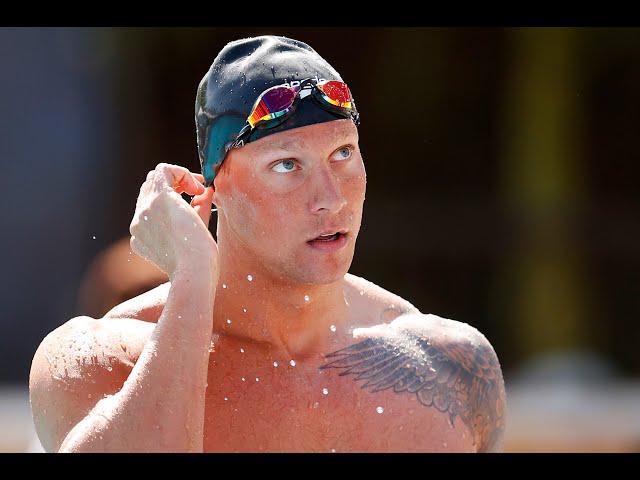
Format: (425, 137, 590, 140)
(129, 163, 218, 277)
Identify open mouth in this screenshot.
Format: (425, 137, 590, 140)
(312, 232, 341, 242)
(306, 231, 349, 251)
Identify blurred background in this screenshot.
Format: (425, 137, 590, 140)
(1, 27, 639, 452)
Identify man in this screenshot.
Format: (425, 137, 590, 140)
(29, 35, 506, 452)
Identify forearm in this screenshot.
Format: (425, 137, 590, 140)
(60, 260, 217, 452)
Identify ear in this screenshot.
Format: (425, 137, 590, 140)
(190, 185, 216, 227)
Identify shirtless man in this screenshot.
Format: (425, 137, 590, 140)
(29, 35, 506, 453)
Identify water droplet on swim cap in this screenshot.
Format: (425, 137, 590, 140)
(195, 35, 356, 187)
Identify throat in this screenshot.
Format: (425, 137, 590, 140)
(212, 276, 350, 358)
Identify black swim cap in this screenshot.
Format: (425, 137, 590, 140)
(195, 35, 357, 187)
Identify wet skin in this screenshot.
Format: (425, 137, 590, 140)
(31, 119, 505, 452)
(90, 277, 491, 452)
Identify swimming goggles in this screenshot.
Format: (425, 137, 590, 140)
(225, 78, 360, 152)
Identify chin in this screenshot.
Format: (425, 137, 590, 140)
(299, 268, 348, 285)
(263, 238, 357, 285)
(274, 256, 353, 285)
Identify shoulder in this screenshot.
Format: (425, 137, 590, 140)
(344, 273, 420, 325)
(29, 316, 154, 452)
(322, 311, 507, 452)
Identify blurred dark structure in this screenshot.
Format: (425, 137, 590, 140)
(2, 27, 639, 386)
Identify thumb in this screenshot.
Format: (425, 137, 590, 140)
(190, 186, 216, 227)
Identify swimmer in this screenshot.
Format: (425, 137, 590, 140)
(29, 35, 506, 452)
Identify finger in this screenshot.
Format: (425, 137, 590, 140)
(177, 173, 205, 195)
(155, 164, 205, 196)
(191, 186, 215, 227)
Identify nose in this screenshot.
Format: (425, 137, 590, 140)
(308, 164, 347, 214)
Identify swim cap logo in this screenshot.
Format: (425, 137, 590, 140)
(281, 75, 328, 91)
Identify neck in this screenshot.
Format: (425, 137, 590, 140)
(211, 228, 349, 360)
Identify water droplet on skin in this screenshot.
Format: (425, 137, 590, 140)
(289, 360, 296, 367)
(330, 448, 336, 453)
(255, 377, 260, 382)
(241, 377, 245, 382)
(224, 397, 228, 401)
(247, 274, 253, 282)
(304, 295, 310, 302)
(322, 388, 329, 395)
(330, 325, 337, 332)
(273, 361, 278, 367)
(143, 215, 148, 221)
(107, 366, 113, 372)
(226, 319, 232, 324)
(178, 315, 182, 319)
(242, 308, 247, 313)
(92, 236, 96, 240)
(184, 236, 188, 241)
(88, 393, 92, 399)
(222, 284, 227, 289)
(240, 348, 245, 353)
(208, 341, 215, 353)
(376, 406, 384, 414)
(359, 290, 364, 296)
(313, 401, 319, 409)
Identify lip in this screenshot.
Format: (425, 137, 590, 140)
(307, 228, 349, 242)
(306, 232, 349, 252)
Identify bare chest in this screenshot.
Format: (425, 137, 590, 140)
(199, 332, 458, 452)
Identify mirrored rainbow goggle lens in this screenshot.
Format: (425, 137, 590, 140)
(247, 81, 355, 128)
(317, 80, 353, 108)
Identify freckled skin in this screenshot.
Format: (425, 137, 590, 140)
(44, 118, 504, 452)
(213, 119, 366, 285)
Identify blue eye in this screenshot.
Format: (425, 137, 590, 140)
(272, 159, 298, 173)
(334, 146, 353, 161)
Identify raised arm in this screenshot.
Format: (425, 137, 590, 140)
(29, 163, 218, 452)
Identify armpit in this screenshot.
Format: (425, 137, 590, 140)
(319, 314, 506, 452)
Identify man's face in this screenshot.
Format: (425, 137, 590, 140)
(213, 119, 366, 285)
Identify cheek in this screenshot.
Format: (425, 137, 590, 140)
(342, 162, 367, 204)
(258, 190, 307, 238)
(230, 183, 306, 244)
(217, 164, 262, 238)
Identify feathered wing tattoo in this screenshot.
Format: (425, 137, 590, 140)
(319, 316, 506, 452)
